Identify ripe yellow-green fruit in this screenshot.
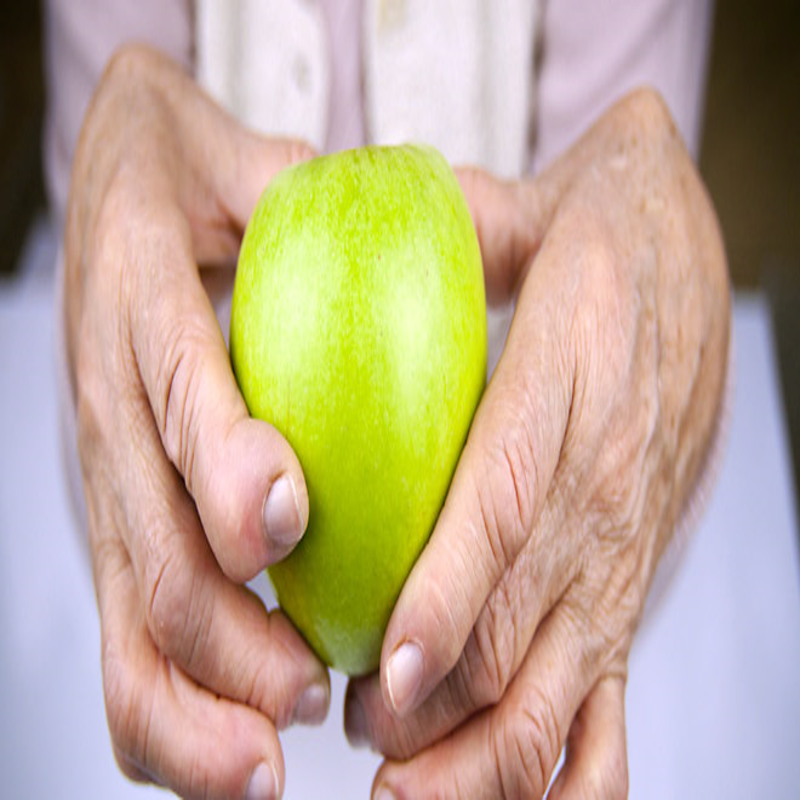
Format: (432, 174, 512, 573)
(230, 144, 487, 675)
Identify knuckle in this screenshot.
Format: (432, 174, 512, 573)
(373, 715, 421, 763)
(72, 259, 130, 458)
(618, 86, 676, 144)
(590, 454, 644, 542)
(73, 299, 139, 475)
(499, 422, 538, 534)
(156, 315, 209, 489)
(567, 245, 644, 458)
(144, 529, 215, 673)
(474, 473, 508, 572)
(496, 689, 561, 798)
(74, 348, 111, 460)
(580, 362, 660, 555)
(103, 42, 160, 91)
(475, 419, 538, 575)
(585, 412, 641, 511)
(422, 571, 468, 671)
(144, 535, 192, 652)
(460, 583, 518, 707)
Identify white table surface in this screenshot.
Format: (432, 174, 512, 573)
(2, 222, 799, 798)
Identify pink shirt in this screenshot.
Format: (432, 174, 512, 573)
(44, 0, 715, 228)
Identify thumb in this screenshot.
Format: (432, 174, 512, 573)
(378, 255, 576, 717)
(130, 206, 309, 583)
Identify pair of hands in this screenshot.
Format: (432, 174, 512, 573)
(66, 45, 729, 799)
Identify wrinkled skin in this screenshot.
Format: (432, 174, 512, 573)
(67, 43, 730, 800)
(344, 89, 730, 800)
(65, 45, 331, 799)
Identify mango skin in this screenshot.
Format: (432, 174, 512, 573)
(230, 144, 487, 676)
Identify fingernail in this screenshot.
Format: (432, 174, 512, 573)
(386, 640, 424, 716)
(292, 682, 329, 726)
(373, 785, 397, 800)
(263, 475, 304, 552)
(344, 693, 370, 749)
(244, 762, 278, 800)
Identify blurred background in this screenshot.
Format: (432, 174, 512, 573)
(0, 2, 45, 281)
(699, 0, 800, 509)
(1, 1, 799, 798)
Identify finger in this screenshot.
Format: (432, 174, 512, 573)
(113, 392, 329, 730)
(215, 129, 315, 231)
(175, 131, 314, 267)
(186, 129, 315, 262)
(373, 600, 593, 800)
(95, 539, 286, 800)
(548, 676, 628, 800)
(347, 526, 565, 758)
(378, 249, 576, 718)
(455, 167, 551, 306)
(126, 207, 308, 582)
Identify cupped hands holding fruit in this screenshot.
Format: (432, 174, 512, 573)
(66, 42, 730, 800)
(230, 144, 488, 677)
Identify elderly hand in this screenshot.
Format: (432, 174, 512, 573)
(65, 45, 330, 799)
(345, 88, 731, 799)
